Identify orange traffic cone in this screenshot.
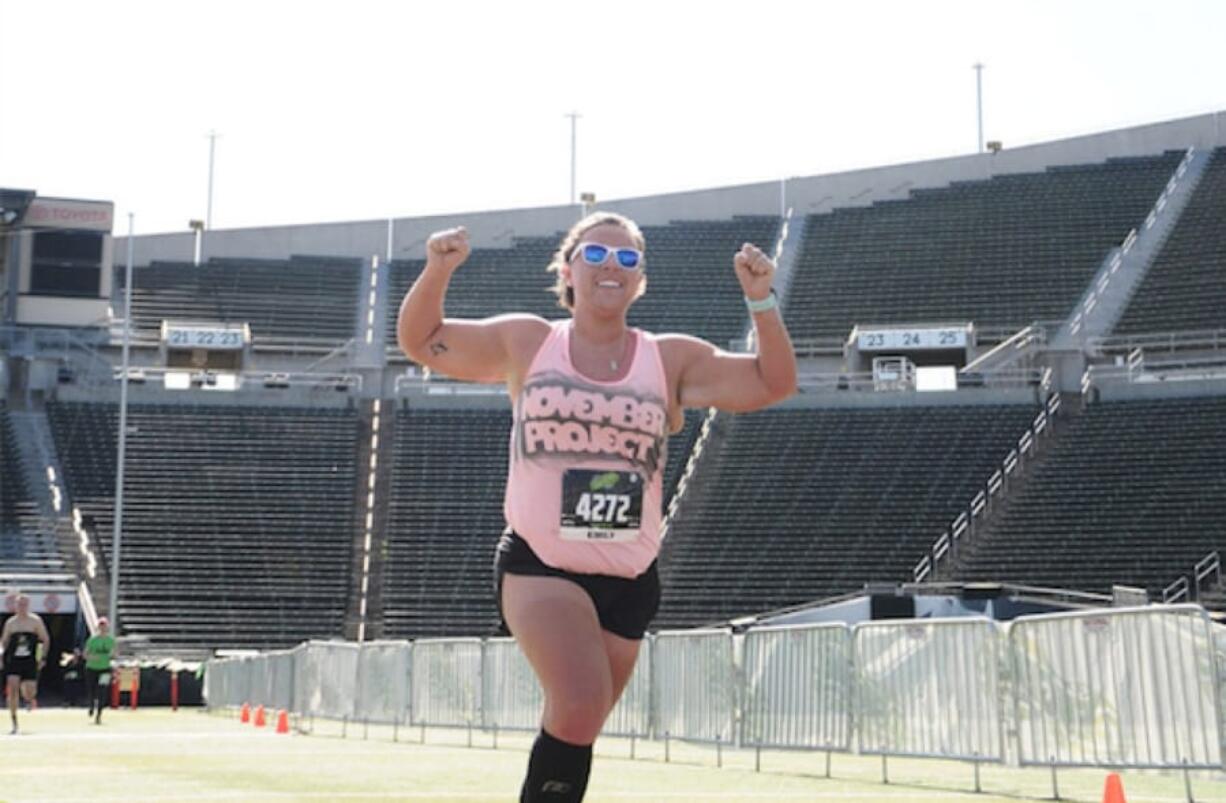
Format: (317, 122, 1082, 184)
(239, 702, 250, 723)
(1102, 772, 1126, 803)
(275, 709, 289, 734)
(254, 704, 266, 727)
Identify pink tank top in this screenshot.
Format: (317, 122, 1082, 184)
(505, 319, 670, 578)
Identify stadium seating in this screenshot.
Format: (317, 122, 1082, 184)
(1113, 148, 1226, 335)
(786, 153, 1183, 341)
(120, 255, 362, 343)
(0, 404, 58, 572)
(953, 396, 1226, 596)
(386, 217, 779, 355)
(656, 403, 1040, 629)
(381, 406, 704, 639)
(46, 401, 359, 648)
(0, 404, 27, 538)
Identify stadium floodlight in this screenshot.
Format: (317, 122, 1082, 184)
(189, 219, 205, 266)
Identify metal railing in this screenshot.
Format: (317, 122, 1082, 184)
(1164, 551, 1222, 604)
(1009, 605, 1222, 772)
(913, 393, 1062, 582)
(206, 604, 1226, 778)
(797, 366, 1047, 394)
(653, 629, 737, 746)
(741, 622, 851, 753)
(855, 618, 1004, 766)
(791, 336, 847, 357)
(1084, 348, 1226, 390)
(393, 370, 507, 397)
(960, 323, 1048, 374)
(1067, 146, 1197, 340)
(1089, 328, 1226, 357)
(105, 366, 361, 393)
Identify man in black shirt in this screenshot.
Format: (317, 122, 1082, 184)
(1, 594, 51, 734)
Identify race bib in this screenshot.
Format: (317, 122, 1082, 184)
(560, 469, 643, 542)
(99, 672, 112, 685)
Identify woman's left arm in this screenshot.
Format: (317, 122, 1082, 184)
(663, 244, 798, 413)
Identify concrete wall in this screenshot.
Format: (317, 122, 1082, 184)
(1095, 376, 1226, 403)
(114, 111, 1226, 264)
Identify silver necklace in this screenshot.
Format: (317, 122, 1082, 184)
(610, 332, 628, 372)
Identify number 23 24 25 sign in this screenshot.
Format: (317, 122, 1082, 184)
(857, 328, 966, 351)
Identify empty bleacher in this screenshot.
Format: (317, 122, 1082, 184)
(1113, 148, 1226, 335)
(0, 404, 58, 573)
(46, 401, 359, 648)
(120, 255, 362, 343)
(386, 217, 779, 355)
(381, 406, 704, 639)
(656, 403, 1040, 628)
(953, 396, 1226, 596)
(786, 153, 1183, 342)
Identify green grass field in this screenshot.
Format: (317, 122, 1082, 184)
(0, 708, 1221, 802)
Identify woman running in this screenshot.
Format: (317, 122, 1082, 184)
(398, 212, 796, 802)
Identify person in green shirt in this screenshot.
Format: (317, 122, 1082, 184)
(83, 618, 116, 725)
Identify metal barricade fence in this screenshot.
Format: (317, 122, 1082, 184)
(742, 622, 852, 751)
(410, 638, 483, 727)
(293, 641, 360, 722)
(653, 629, 736, 744)
(482, 637, 542, 732)
(247, 656, 271, 710)
(247, 650, 295, 712)
(602, 635, 652, 739)
(200, 606, 1226, 774)
(204, 656, 248, 709)
(854, 617, 1004, 762)
(478, 636, 652, 737)
(354, 641, 412, 725)
(1009, 604, 1223, 770)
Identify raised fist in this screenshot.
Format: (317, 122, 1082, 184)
(425, 226, 471, 274)
(733, 243, 775, 301)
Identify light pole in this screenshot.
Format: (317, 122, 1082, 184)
(109, 213, 135, 634)
(206, 130, 219, 229)
(565, 112, 580, 205)
(973, 63, 985, 154)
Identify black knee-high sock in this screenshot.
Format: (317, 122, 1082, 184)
(519, 728, 593, 802)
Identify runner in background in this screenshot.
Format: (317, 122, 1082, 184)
(2, 593, 51, 734)
(84, 617, 116, 725)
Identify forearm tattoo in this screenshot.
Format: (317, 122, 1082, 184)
(429, 340, 449, 356)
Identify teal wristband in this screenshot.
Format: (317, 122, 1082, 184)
(745, 290, 778, 314)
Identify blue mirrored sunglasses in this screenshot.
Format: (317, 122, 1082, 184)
(574, 241, 643, 270)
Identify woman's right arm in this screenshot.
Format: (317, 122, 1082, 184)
(397, 226, 544, 383)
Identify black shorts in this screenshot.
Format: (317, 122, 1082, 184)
(494, 531, 660, 641)
(5, 659, 38, 682)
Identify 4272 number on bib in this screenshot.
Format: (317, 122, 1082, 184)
(560, 469, 643, 542)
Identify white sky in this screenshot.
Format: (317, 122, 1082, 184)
(2, 0, 1224, 235)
